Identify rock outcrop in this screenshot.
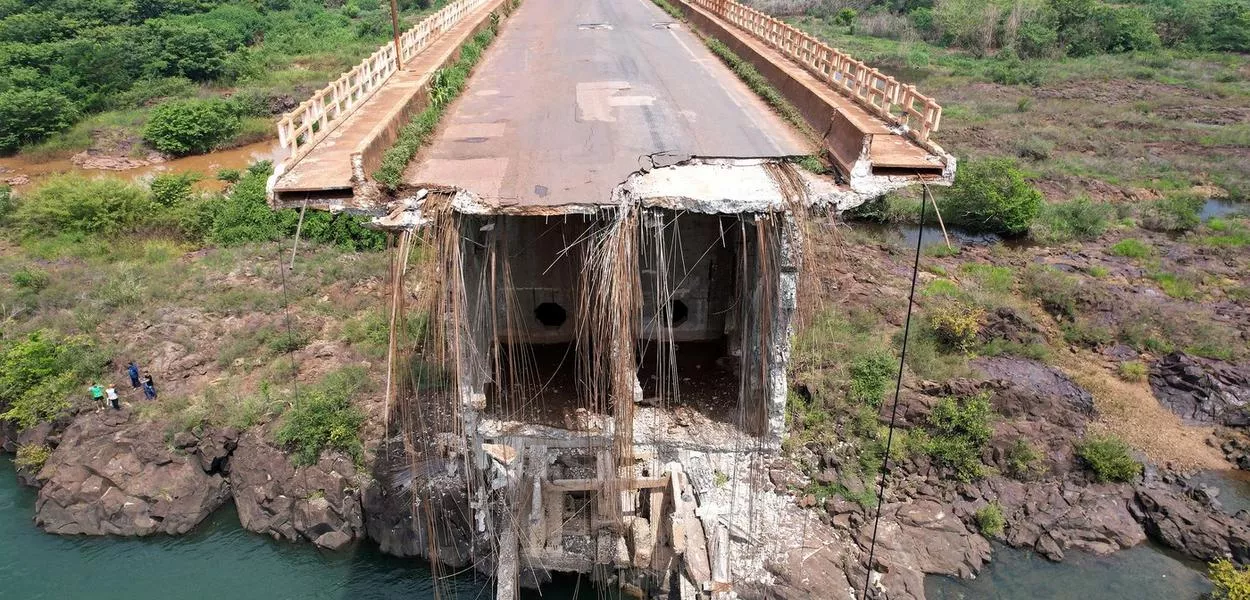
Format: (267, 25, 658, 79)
(1150, 353, 1250, 426)
(853, 499, 991, 599)
(230, 430, 363, 550)
(1133, 480, 1250, 563)
(363, 449, 475, 566)
(34, 410, 229, 535)
(959, 477, 1146, 560)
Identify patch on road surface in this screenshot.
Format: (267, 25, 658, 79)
(651, 22, 680, 29)
(576, 81, 656, 122)
(578, 23, 612, 30)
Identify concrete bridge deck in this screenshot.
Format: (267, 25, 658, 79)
(270, 0, 950, 208)
(405, 0, 810, 210)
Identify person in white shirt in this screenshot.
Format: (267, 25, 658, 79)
(105, 385, 120, 410)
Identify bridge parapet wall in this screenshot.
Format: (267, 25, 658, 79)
(275, 0, 488, 175)
(686, 0, 942, 142)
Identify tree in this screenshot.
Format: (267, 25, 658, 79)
(1209, 0, 1250, 52)
(143, 98, 240, 155)
(145, 21, 230, 81)
(0, 88, 78, 153)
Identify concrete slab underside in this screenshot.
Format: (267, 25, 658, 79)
(405, 0, 811, 209)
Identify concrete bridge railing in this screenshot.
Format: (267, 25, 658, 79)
(689, 0, 942, 141)
(275, 0, 488, 174)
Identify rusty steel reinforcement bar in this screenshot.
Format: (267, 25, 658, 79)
(686, 0, 942, 142)
(274, 0, 489, 173)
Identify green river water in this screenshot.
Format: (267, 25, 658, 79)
(0, 457, 1224, 599)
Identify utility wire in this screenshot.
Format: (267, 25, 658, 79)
(860, 182, 928, 599)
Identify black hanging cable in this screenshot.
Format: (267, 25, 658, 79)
(860, 183, 929, 599)
(276, 240, 301, 410)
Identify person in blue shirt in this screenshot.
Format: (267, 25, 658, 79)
(126, 361, 141, 389)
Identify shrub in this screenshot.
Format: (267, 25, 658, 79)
(924, 393, 994, 482)
(974, 501, 1005, 536)
(985, 54, 1042, 86)
(927, 301, 984, 353)
(1116, 360, 1147, 382)
(1139, 196, 1203, 233)
(267, 329, 310, 354)
(14, 443, 51, 472)
(1209, 559, 1250, 600)
(1109, 238, 1152, 259)
(849, 349, 896, 408)
(207, 162, 281, 244)
(1005, 438, 1044, 480)
(1014, 135, 1053, 161)
(11, 266, 50, 292)
(143, 98, 241, 156)
(0, 88, 79, 153)
(0, 331, 105, 429)
(216, 168, 241, 183)
(150, 172, 200, 207)
(939, 158, 1043, 236)
(13, 175, 152, 236)
(1076, 435, 1142, 483)
(1100, 6, 1160, 53)
(1029, 197, 1113, 244)
(275, 367, 368, 465)
(1021, 264, 1081, 319)
(1016, 20, 1058, 59)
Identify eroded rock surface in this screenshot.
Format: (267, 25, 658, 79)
(853, 499, 991, 600)
(1150, 353, 1250, 426)
(362, 451, 475, 566)
(34, 410, 229, 535)
(230, 430, 363, 550)
(1133, 480, 1250, 563)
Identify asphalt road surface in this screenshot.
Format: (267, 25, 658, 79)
(406, 0, 811, 210)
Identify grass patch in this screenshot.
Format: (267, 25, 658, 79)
(1116, 361, 1148, 382)
(1109, 238, 1152, 259)
(374, 23, 500, 189)
(1149, 271, 1200, 300)
(1029, 197, 1114, 244)
(920, 393, 994, 482)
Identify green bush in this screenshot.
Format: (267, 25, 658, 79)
(206, 161, 281, 244)
(1139, 195, 1203, 233)
(150, 172, 200, 207)
(1005, 437, 1044, 480)
(974, 501, 1005, 536)
(275, 367, 368, 465)
(1029, 197, 1114, 244)
(927, 300, 984, 353)
(984, 54, 1042, 86)
(14, 443, 51, 472)
(849, 349, 896, 408)
(0, 88, 79, 153)
(1076, 434, 1142, 483)
(1209, 559, 1250, 600)
(13, 175, 152, 236)
(1100, 6, 1160, 53)
(939, 158, 1043, 236)
(924, 393, 994, 482)
(11, 266, 50, 292)
(1109, 238, 1152, 258)
(143, 98, 240, 156)
(0, 330, 106, 429)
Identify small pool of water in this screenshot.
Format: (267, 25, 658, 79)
(1202, 198, 1247, 221)
(926, 543, 1212, 600)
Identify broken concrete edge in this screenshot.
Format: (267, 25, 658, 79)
(369, 156, 929, 230)
(669, 0, 956, 187)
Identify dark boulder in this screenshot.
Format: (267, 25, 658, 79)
(363, 450, 475, 567)
(1149, 353, 1250, 426)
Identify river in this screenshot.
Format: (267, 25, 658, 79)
(2, 451, 1222, 600)
(0, 457, 612, 600)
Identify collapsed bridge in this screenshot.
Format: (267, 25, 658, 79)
(265, 0, 954, 596)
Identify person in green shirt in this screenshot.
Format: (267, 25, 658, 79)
(89, 383, 105, 411)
